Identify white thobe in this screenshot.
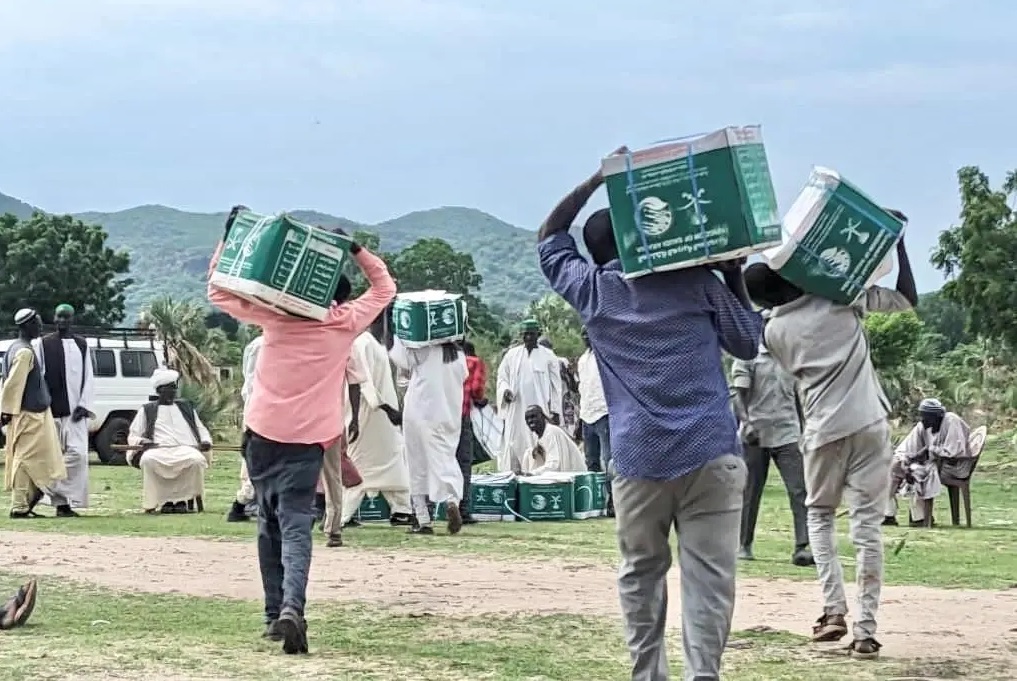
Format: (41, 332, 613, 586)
(390, 338, 466, 520)
(495, 345, 562, 473)
(527, 423, 587, 475)
(34, 337, 94, 509)
(236, 336, 263, 505)
(889, 412, 970, 521)
(127, 404, 211, 510)
(341, 332, 412, 522)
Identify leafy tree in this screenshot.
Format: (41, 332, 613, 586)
(525, 293, 584, 359)
(931, 166, 1017, 347)
(0, 212, 132, 326)
(204, 310, 240, 338)
(865, 311, 924, 371)
(139, 296, 218, 384)
(915, 291, 970, 353)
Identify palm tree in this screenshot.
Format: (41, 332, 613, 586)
(138, 296, 219, 385)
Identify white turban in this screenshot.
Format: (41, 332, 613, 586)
(14, 308, 36, 326)
(918, 398, 946, 415)
(151, 369, 180, 390)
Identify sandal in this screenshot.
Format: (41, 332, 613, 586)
(811, 613, 848, 642)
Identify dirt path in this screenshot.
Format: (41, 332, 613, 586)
(2, 531, 1015, 668)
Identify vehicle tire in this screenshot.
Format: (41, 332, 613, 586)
(95, 416, 132, 466)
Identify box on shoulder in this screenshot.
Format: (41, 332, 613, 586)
(601, 126, 782, 279)
(763, 166, 905, 305)
(393, 290, 468, 348)
(210, 210, 353, 320)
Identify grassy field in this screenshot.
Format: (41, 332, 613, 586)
(0, 438, 1014, 680)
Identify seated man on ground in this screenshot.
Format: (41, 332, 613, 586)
(519, 405, 587, 476)
(127, 369, 213, 514)
(886, 397, 970, 527)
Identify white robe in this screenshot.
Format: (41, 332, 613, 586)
(236, 337, 263, 505)
(527, 423, 587, 475)
(389, 338, 466, 509)
(33, 337, 94, 509)
(341, 332, 412, 521)
(495, 345, 562, 473)
(889, 412, 970, 521)
(127, 403, 211, 510)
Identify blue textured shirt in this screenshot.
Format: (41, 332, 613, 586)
(538, 232, 763, 481)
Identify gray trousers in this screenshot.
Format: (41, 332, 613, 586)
(740, 442, 809, 551)
(244, 430, 324, 624)
(613, 454, 747, 681)
(455, 414, 473, 514)
(803, 420, 891, 640)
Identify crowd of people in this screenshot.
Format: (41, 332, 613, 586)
(0, 184, 983, 678)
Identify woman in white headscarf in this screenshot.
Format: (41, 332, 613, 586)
(126, 369, 213, 513)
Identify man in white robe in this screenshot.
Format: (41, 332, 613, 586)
(886, 397, 971, 527)
(228, 334, 262, 522)
(127, 369, 212, 514)
(495, 319, 562, 473)
(390, 337, 467, 535)
(33, 303, 94, 516)
(341, 325, 414, 527)
(519, 406, 587, 475)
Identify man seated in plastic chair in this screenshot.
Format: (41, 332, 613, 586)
(886, 398, 971, 527)
(126, 369, 213, 514)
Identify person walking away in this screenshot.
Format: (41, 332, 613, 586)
(456, 340, 487, 524)
(340, 317, 414, 528)
(127, 369, 212, 513)
(887, 398, 970, 527)
(318, 348, 366, 547)
(495, 322, 561, 473)
(227, 333, 263, 522)
(33, 304, 93, 517)
(537, 150, 759, 681)
(207, 207, 395, 654)
(744, 224, 918, 660)
(2, 309, 66, 519)
(730, 337, 813, 566)
(518, 406, 587, 475)
(390, 337, 467, 536)
(576, 327, 613, 516)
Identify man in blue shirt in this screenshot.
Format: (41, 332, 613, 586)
(537, 151, 762, 681)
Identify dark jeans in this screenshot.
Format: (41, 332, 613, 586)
(456, 414, 473, 514)
(740, 441, 809, 552)
(244, 430, 324, 623)
(581, 416, 612, 475)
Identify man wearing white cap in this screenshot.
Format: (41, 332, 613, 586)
(126, 369, 212, 514)
(887, 397, 971, 527)
(1, 309, 66, 518)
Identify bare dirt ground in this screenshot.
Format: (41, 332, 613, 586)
(2, 530, 1015, 670)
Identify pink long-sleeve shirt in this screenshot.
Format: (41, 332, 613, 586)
(207, 243, 396, 446)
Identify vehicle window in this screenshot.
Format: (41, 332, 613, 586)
(92, 349, 117, 377)
(120, 350, 158, 378)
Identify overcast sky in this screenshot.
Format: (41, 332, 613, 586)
(1, 0, 1012, 291)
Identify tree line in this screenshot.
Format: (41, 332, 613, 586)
(1, 164, 1015, 428)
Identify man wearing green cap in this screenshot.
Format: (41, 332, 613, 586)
(33, 304, 94, 516)
(495, 319, 561, 473)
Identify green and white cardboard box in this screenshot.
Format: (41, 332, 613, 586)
(572, 472, 609, 519)
(517, 474, 575, 521)
(764, 166, 905, 305)
(601, 126, 782, 278)
(393, 290, 468, 348)
(469, 473, 518, 521)
(210, 210, 353, 320)
(356, 493, 392, 522)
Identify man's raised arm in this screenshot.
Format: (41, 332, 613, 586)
(332, 246, 397, 331)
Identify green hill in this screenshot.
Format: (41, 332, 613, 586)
(1, 192, 550, 316)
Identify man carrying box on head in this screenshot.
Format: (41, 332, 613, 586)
(744, 212, 917, 661)
(207, 205, 396, 656)
(536, 148, 760, 681)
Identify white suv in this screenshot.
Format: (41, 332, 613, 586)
(0, 328, 166, 465)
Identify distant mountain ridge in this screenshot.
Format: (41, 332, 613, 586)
(0, 191, 550, 316)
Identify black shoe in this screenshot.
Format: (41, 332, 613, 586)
(173, 501, 189, 514)
(461, 514, 479, 525)
(326, 533, 343, 548)
(409, 525, 434, 535)
(263, 620, 283, 641)
(389, 513, 414, 527)
(159, 502, 176, 514)
(882, 516, 898, 526)
(791, 548, 815, 567)
(8, 510, 38, 519)
(343, 518, 362, 529)
(55, 504, 80, 518)
(226, 501, 249, 523)
(276, 607, 308, 654)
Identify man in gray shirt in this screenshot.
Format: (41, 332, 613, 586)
(730, 341, 812, 567)
(744, 230, 917, 662)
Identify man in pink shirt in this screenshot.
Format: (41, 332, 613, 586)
(207, 208, 396, 655)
